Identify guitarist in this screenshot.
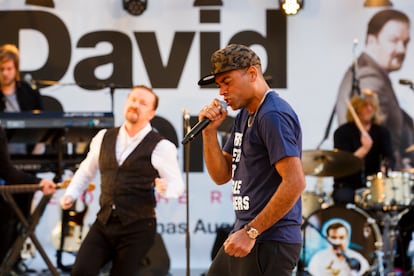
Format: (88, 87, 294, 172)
(60, 86, 184, 276)
(0, 126, 56, 273)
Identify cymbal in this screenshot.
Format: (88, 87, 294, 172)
(302, 149, 363, 177)
(401, 168, 414, 173)
(35, 79, 59, 86)
(405, 144, 414, 152)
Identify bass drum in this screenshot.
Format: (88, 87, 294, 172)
(300, 205, 382, 273)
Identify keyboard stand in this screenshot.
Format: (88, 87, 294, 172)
(0, 190, 59, 276)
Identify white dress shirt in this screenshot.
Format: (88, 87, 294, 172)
(64, 123, 184, 200)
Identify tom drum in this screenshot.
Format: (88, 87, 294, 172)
(357, 172, 414, 210)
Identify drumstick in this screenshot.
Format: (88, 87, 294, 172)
(346, 99, 365, 134)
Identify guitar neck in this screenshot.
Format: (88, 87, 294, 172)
(0, 180, 94, 194)
(0, 182, 67, 194)
(0, 184, 43, 194)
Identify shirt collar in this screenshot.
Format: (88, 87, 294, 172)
(119, 122, 152, 141)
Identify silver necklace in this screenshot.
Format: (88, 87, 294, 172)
(247, 91, 271, 128)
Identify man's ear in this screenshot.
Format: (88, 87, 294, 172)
(366, 34, 376, 45)
(248, 66, 258, 81)
(149, 110, 156, 121)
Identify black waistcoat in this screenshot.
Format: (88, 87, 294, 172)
(97, 127, 162, 225)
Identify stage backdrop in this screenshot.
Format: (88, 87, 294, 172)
(1, 0, 414, 272)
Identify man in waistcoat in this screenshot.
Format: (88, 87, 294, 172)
(60, 85, 184, 275)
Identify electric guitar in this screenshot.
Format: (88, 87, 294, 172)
(51, 207, 90, 252)
(51, 182, 95, 252)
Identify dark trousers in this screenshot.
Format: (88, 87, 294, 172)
(207, 241, 302, 276)
(71, 216, 156, 276)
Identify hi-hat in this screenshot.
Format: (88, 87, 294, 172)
(302, 149, 363, 177)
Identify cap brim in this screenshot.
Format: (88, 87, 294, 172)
(198, 74, 216, 86)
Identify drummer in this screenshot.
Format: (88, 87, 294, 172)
(332, 89, 395, 205)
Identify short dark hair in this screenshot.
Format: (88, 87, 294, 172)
(367, 9, 409, 38)
(326, 222, 348, 237)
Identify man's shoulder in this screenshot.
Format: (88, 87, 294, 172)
(358, 53, 385, 75)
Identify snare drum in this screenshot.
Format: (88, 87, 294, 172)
(359, 172, 413, 209)
(300, 205, 382, 274)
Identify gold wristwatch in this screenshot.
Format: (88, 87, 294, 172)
(244, 224, 259, 239)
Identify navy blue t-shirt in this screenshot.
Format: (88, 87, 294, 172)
(223, 91, 303, 243)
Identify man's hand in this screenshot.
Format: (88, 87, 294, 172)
(355, 131, 373, 158)
(60, 194, 75, 210)
(39, 179, 56, 195)
(198, 99, 228, 132)
(155, 177, 167, 196)
(223, 228, 256, 258)
(360, 131, 373, 150)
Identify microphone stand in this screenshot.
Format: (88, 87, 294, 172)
(316, 40, 360, 149)
(351, 40, 361, 97)
(79, 82, 130, 114)
(104, 83, 131, 114)
(31, 79, 131, 114)
(182, 109, 191, 276)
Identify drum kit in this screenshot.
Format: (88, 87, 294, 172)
(299, 149, 414, 275)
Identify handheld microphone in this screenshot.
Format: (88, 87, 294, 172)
(336, 248, 361, 271)
(24, 74, 37, 90)
(399, 79, 414, 86)
(352, 38, 359, 59)
(181, 101, 227, 145)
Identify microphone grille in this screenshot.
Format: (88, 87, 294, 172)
(219, 100, 228, 110)
(24, 73, 32, 82)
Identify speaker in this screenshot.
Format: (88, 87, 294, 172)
(137, 233, 170, 276)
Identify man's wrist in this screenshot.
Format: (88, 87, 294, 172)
(244, 224, 260, 239)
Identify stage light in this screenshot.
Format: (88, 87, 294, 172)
(279, 0, 303, 15)
(364, 0, 393, 7)
(123, 0, 147, 16)
(25, 0, 55, 8)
